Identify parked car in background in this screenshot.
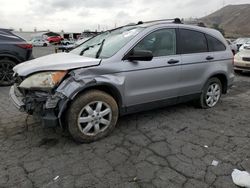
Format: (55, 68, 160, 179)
(239, 41, 250, 51)
(226, 39, 237, 54)
(10, 19, 234, 142)
(46, 36, 63, 44)
(58, 37, 91, 52)
(61, 39, 75, 45)
(30, 38, 49, 47)
(0, 29, 33, 86)
(233, 38, 250, 51)
(234, 47, 250, 73)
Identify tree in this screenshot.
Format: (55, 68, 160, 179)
(212, 24, 225, 36)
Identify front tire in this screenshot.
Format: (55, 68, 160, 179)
(67, 90, 119, 143)
(197, 77, 222, 109)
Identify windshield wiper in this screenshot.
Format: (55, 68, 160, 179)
(79, 42, 101, 56)
(95, 39, 105, 58)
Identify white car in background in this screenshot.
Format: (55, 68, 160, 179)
(30, 38, 49, 47)
(58, 37, 91, 52)
(234, 47, 250, 73)
(61, 38, 75, 45)
(233, 38, 250, 51)
(226, 39, 238, 54)
(239, 41, 250, 51)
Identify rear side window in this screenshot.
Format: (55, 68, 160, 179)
(179, 29, 208, 54)
(206, 35, 226, 52)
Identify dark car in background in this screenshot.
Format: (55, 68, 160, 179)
(0, 29, 33, 86)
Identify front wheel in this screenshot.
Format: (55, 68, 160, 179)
(67, 90, 119, 143)
(197, 77, 222, 109)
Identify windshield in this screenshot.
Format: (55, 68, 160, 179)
(70, 26, 144, 58)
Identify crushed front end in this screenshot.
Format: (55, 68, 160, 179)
(9, 72, 68, 128)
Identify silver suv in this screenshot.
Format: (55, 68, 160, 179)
(10, 19, 234, 142)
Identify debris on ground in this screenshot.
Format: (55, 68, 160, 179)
(211, 160, 219, 166)
(53, 176, 59, 181)
(232, 169, 250, 188)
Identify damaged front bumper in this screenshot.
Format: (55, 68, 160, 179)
(9, 85, 25, 111)
(9, 85, 68, 128)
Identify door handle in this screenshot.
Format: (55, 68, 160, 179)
(206, 56, 214, 60)
(168, 59, 179, 64)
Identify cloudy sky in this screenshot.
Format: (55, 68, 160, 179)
(0, 0, 249, 32)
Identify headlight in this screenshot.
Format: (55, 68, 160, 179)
(19, 71, 67, 89)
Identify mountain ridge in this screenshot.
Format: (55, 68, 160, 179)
(201, 4, 250, 37)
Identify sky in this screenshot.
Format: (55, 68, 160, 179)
(0, 0, 249, 32)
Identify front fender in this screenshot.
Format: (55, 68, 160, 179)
(56, 73, 125, 100)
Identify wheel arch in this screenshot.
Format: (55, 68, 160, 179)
(70, 82, 123, 111)
(208, 73, 228, 94)
(0, 54, 21, 64)
(59, 83, 123, 130)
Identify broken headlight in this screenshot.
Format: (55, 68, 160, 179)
(19, 71, 67, 89)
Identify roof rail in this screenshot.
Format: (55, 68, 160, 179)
(137, 18, 182, 25)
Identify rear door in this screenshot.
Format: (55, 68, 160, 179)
(123, 28, 182, 107)
(178, 28, 213, 95)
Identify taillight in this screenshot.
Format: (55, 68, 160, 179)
(16, 44, 33, 49)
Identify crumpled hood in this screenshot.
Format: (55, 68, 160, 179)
(13, 52, 101, 76)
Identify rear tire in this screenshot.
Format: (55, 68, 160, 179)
(67, 90, 119, 143)
(43, 43, 48, 47)
(196, 77, 222, 109)
(0, 58, 16, 86)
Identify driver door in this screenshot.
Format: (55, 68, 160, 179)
(123, 28, 182, 108)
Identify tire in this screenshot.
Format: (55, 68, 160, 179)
(0, 58, 16, 86)
(43, 43, 48, 47)
(196, 77, 222, 109)
(67, 90, 119, 143)
(234, 70, 242, 74)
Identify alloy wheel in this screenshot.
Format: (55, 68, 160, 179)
(206, 83, 221, 107)
(0, 61, 14, 85)
(77, 101, 112, 136)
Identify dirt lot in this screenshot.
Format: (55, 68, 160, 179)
(0, 47, 250, 187)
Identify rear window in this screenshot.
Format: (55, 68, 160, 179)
(179, 29, 208, 54)
(206, 34, 226, 52)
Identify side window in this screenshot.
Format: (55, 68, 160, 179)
(179, 29, 208, 54)
(134, 29, 176, 57)
(206, 34, 226, 52)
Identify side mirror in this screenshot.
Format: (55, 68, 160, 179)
(126, 50, 153, 61)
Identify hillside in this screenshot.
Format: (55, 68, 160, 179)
(201, 4, 250, 37)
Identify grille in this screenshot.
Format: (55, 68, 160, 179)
(242, 57, 250, 62)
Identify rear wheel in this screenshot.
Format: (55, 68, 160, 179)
(67, 90, 119, 143)
(197, 77, 222, 108)
(43, 43, 48, 47)
(0, 58, 16, 86)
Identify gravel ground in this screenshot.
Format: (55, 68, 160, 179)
(0, 48, 250, 187)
